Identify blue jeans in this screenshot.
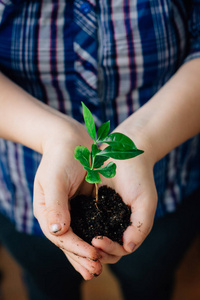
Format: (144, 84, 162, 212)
(0, 189, 200, 300)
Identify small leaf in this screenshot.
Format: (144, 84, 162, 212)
(102, 132, 137, 150)
(91, 144, 101, 157)
(95, 162, 116, 178)
(82, 102, 96, 141)
(97, 121, 110, 141)
(94, 155, 109, 168)
(97, 146, 144, 160)
(91, 144, 109, 168)
(85, 171, 101, 184)
(74, 146, 90, 168)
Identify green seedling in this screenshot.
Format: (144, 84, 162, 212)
(74, 102, 144, 202)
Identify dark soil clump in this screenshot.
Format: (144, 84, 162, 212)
(70, 186, 131, 245)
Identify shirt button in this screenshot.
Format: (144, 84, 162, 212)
(80, 2, 91, 14)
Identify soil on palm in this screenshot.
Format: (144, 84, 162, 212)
(70, 185, 131, 245)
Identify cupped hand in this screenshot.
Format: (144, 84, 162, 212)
(92, 132, 158, 264)
(33, 120, 102, 280)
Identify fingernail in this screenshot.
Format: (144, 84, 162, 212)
(128, 242, 136, 252)
(91, 273, 100, 277)
(50, 223, 62, 233)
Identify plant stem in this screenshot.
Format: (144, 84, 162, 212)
(91, 152, 95, 170)
(94, 182, 101, 211)
(95, 183, 98, 202)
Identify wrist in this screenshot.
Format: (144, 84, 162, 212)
(41, 115, 93, 157)
(114, 120, 157, 169)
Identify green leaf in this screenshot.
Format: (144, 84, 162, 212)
(95, 162, 116, 178)
(97, 146, 144, 160)
(85, 171, 101, 184)
(74, 146, 90, 168)
(97, 121, 110, 141)
(93, 155, 109, 168)
(81, 102, 96, 141)
(91, 144, 109, 168)
(91, 144, 101, 157)
(102, 132, 137, 150)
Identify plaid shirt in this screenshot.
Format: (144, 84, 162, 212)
(0, 0, 200, 235)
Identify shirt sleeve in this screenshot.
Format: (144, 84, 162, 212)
(184, 0, 200, 63)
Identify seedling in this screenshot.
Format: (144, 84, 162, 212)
(74, 102, 144, 203)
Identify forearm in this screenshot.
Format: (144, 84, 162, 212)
(120, 58, 200, 163)
(0, 72, 77, 153)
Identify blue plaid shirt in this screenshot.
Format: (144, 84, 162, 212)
(0, 0, 200, 235)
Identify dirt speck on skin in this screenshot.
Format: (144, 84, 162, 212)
(70, 186, 131, 245)
(137, 222, 143, 228)
(95, 236, 103, 240)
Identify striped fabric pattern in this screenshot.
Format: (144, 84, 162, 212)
(0, 0, 199, 234)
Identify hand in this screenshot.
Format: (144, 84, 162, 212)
(92, 131, 158, 264)
(33, 120, 102, 280)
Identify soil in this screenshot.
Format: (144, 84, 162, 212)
(70, 185, 131, 245)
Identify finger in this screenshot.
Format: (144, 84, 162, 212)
(92, 236, 129, 257)
(123, 208, 154, 252)
(66, 254, 94, 281)
(95, 249, 121, 264)
(64, 250, 102, 278)
(37, 209, 102, 262)
(34, 175, 70, 236)
(37, 206, 103, 277)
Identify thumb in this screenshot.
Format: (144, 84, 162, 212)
(123, 207, 155, 253)
(46, 190, 70, 236)
(33, 177, 70, 237)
